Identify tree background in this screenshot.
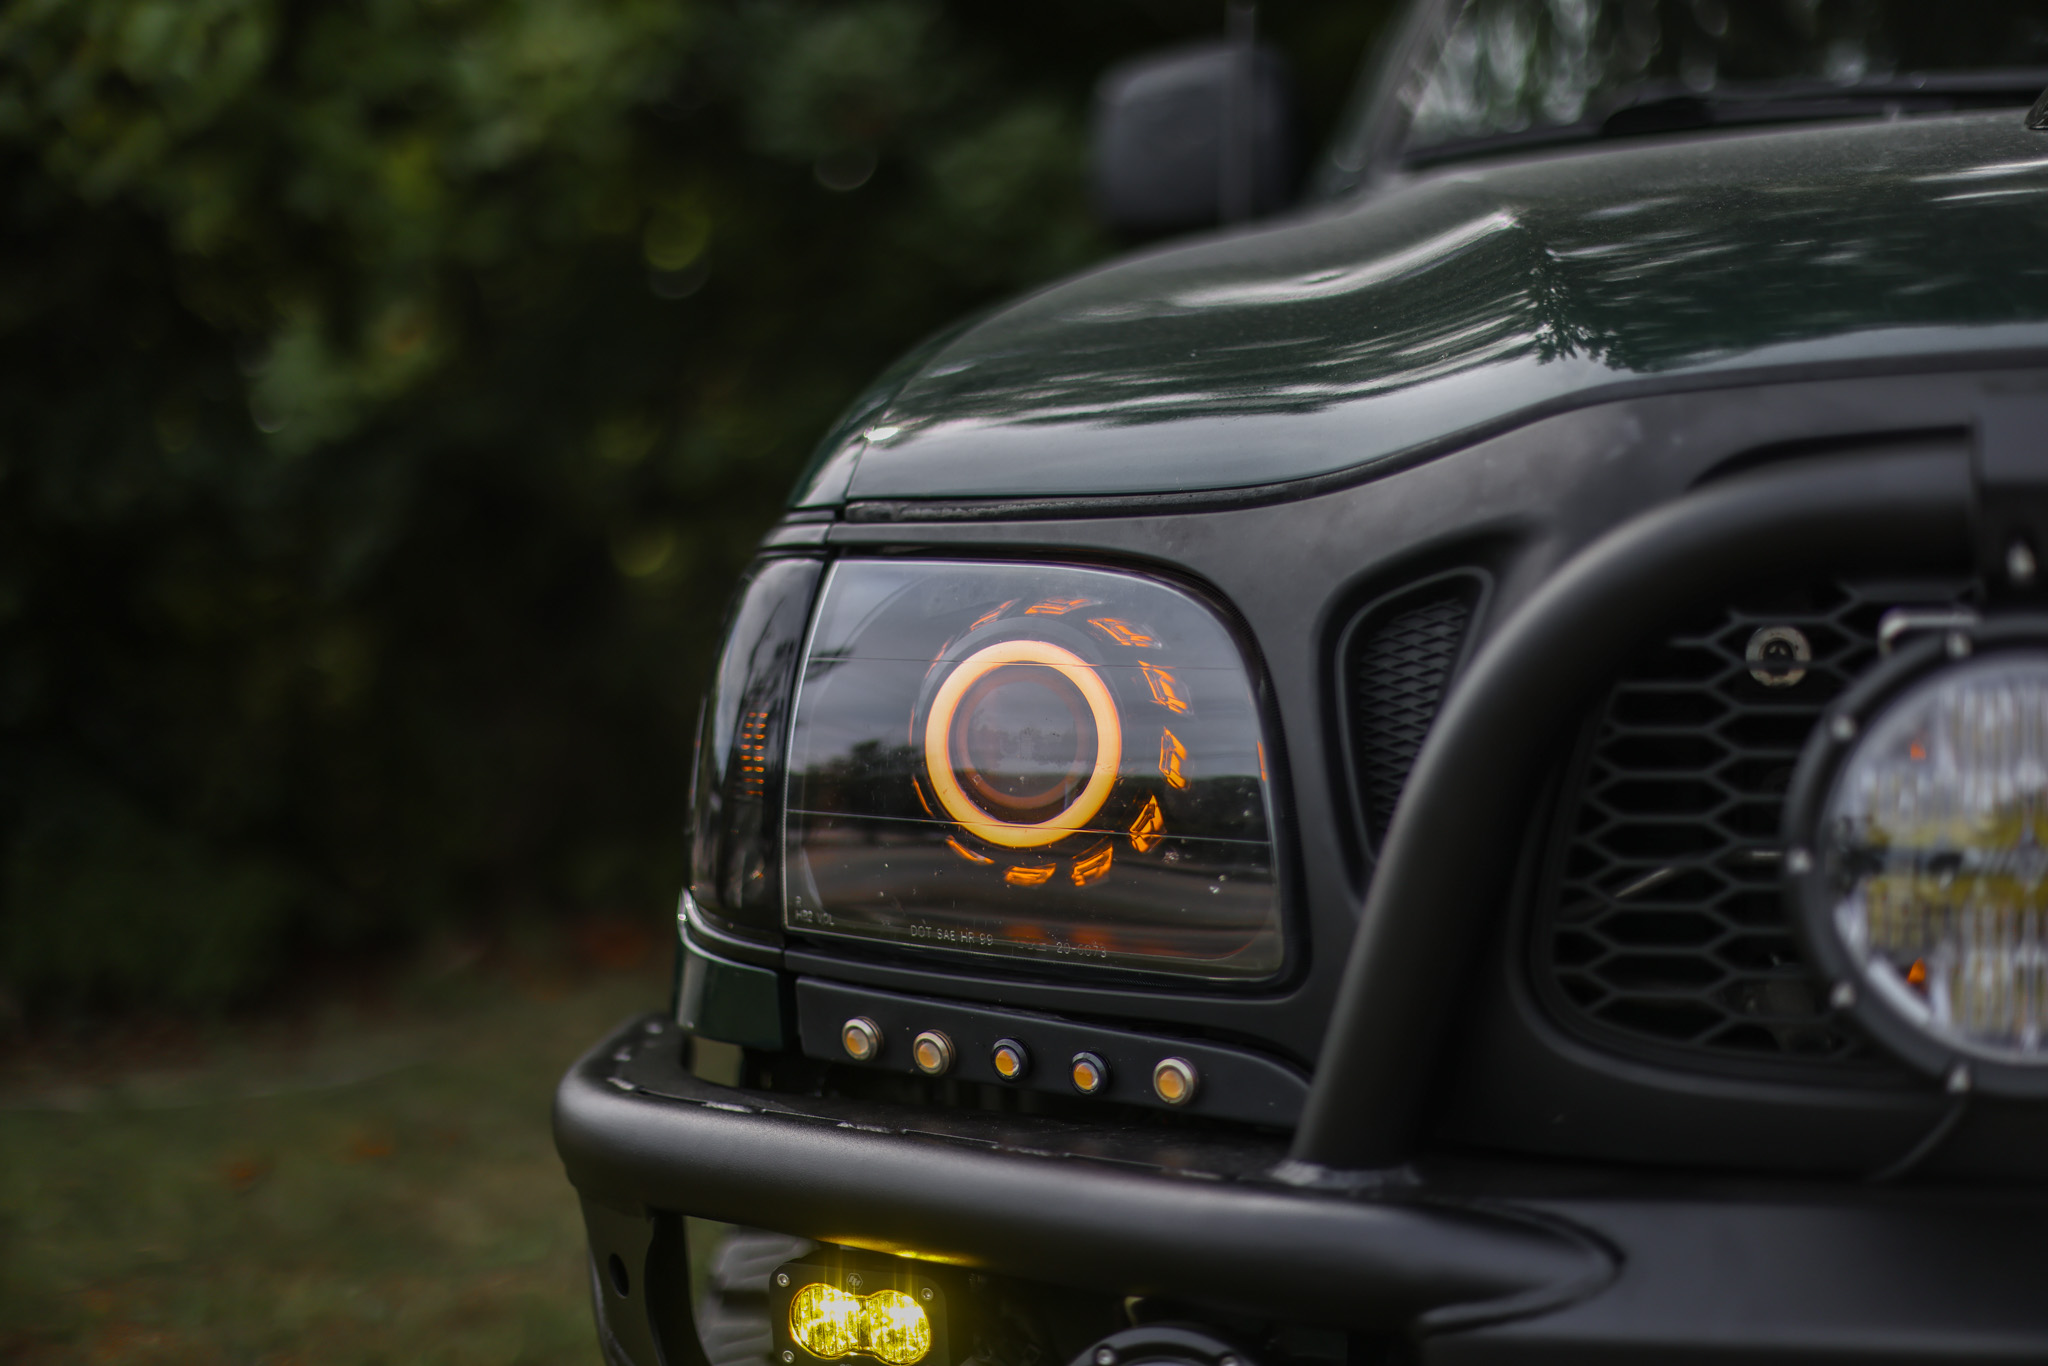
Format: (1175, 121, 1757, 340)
(0, 0, 1384, 1018)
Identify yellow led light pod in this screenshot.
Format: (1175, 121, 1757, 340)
(787, 1283, 931, 1365)
(921, 639, 1122, 849)
(789, 1284, 865, 1360)
(859, 1290, 932, 1365)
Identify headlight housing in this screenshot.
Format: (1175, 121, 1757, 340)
(782, 559, 1284, 981)
(1787, 619, 2048, 1095)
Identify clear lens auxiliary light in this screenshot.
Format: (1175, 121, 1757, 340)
(1786, 621, 2048, 1095)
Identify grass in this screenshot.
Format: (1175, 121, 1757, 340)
(0, 924, 668, 1365)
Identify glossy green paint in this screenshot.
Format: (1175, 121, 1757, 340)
(796, 110, 2048, 506)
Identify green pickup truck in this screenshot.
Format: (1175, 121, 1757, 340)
(557, 2, 2048, 1361)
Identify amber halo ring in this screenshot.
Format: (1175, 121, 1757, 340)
(922, 638, 1122, 849)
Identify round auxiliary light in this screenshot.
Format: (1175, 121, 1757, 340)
(1786, 622, 2048, 1096)
(922, 639, 1122, 849)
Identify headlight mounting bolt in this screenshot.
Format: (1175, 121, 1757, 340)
(2009, 538, 2039, 588)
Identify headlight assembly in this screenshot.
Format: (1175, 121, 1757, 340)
(1787, 620, 2048, 1095)
(783, 560, 1283, 981)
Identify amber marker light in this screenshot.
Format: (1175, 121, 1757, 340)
(923, 639, 1122, 848)
(912, 1030, 954, 1076)
(1152, 1057, 1198, 1106)
(991, 1038, 1029, 1079)
(1070, 1051, 1109, 1095)
(841, 1017, 882, 1062)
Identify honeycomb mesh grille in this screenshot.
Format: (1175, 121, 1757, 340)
(1536, 578, 1970, 1068)
(1349, 587, 1473, 852)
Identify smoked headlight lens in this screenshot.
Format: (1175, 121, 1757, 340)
(1790, 632, 2048, 1094)
(688, 557, 823, 940)
(785, 560, 1282, 980)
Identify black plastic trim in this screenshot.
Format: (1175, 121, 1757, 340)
(793, 978, 1310, 1126)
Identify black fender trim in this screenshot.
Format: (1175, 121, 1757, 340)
(552, 1015, 1614, 1335)
(1293, 447, 1977, 1170)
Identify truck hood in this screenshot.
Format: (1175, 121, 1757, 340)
(810, 109, 2048, 504)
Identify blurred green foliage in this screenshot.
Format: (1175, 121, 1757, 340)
(0, 0, 1383, 1016)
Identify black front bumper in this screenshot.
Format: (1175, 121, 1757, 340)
(558, 1015, 2048, 1364)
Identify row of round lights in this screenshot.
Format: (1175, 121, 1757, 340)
(839, 1015, 1198, 1106)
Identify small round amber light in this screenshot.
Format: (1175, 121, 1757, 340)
(1070, 1051, 1109, 1095)
(990, 1039, 1029, 1080)
(1151, 1057, 1198, 1106)
(841, 1017, 882, 1062)
(912, 1030, 954, 1076)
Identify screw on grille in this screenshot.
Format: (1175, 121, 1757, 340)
(1539, 579, 1971, 1068)
(1744, 626, 1810, 687)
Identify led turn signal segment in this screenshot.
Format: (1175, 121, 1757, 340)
(1158, 728, 1188, 788)
(788, 1284, 931, 1365)
(1128, 795, 1165, 852)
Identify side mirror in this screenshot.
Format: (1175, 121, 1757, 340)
(1090, 37, 1297, 237)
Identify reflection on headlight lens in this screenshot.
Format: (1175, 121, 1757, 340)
(784, 560, 1282, 981)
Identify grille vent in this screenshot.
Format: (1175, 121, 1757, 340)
(1345, 580, 1477, 854)
(1536, 578, 1971, 1069)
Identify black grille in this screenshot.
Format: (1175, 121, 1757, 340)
(1536, 579, 1970, 1068)
(1346, 583, 1475, 852)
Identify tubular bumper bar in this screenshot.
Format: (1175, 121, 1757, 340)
(554, 1016, 1613, 1335)
(560, 1016, 2048, 1361)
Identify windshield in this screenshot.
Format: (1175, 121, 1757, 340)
(1403, 0, 2048, 159)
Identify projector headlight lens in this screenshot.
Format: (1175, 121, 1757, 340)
(784, 560, 1282, 981)
(1789, 630, 2048, 1093)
